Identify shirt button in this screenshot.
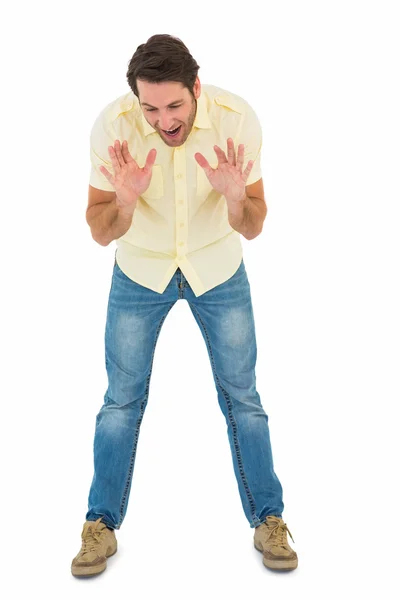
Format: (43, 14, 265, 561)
(179, 222, 184, 227)
(178, 241, 184, 246)
(179, 200, 184, 204)
(176, 173, 182, 179)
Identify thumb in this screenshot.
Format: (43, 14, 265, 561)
(143, 148, 157, 173)
(194, 152, 214, 178)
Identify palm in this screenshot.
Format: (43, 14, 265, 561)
(206, 163, 245, 198)
(113, 162, 148, 197)
(99, 141, 157, 207)
(195, 138, 254, 203)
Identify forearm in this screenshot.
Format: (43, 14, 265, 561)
(87, 198, 136, 246)
(228, 195, 267, 240)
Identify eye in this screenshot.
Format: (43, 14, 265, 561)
(145, 105, 181, 112)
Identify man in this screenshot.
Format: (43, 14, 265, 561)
(71, 34, 298, 577)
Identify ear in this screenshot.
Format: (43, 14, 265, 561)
(193, 76, 201, 100)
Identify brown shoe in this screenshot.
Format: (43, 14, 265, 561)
(71, 517, 118, 577)
(254, 516, 298, 571)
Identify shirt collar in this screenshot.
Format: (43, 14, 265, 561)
(193, 89, 212, 130)
(140, 88, 211, 137)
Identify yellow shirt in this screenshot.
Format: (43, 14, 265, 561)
(89, 84, 262, 296)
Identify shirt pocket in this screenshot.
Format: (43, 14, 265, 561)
(141, 164, 164, 200)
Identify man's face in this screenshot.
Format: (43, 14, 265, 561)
(137, 78, 201, 147)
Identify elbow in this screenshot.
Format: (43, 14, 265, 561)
(96, 236, 110, 247)
(90, 228, 108, 247)
(245, 232, 261, 241)
(245, 224, 264, 241)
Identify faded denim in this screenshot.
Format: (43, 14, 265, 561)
(86, 258, 284, 529)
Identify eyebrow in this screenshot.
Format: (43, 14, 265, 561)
(141, 99, 184, 108)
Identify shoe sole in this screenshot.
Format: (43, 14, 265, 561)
(254, 540, 298, 571)
(71, 545, 118, 577)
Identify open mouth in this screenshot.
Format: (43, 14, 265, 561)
(162, 125, 182, 138)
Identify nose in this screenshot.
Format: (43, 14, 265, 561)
(158, 114, 175, 131)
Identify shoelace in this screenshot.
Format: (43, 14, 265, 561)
(81, 522, 107, 554)
(264, 517, 295, 546)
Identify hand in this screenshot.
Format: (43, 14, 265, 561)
(99, 140, 157, 210)
(194, 138, 254, 206)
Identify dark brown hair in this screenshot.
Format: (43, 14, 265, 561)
(126, 34, 200, 98)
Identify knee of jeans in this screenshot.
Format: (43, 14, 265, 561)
(104, 373, 150, 408)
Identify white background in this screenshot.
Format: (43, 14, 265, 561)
(1, 0, 399, 598)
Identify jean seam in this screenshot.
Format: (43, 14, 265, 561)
(116, 301, 176, 528)
(188, 303, 258, 525)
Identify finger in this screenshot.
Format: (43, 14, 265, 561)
(99, 165, 115, 185)
(226, 138, 236, 166)
(120, 140, 136, 164)
(195, 152, 215, 178)
(214, 145, 228, 164)
(242, 160, 254, 182)
(236, 144, 245, 171)
(113, 140, 125, 168)
(143, 148, 157, 173)
(108, 144, 121, 173)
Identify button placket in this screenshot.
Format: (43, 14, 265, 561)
(174, 147, 187, 258)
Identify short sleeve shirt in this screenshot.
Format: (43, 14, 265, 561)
(89, 84, 262, 296)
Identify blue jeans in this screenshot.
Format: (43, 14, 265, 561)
(86, 258, 284, 529)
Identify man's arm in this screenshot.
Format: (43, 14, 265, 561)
(228, 178, 267, 240)
(86, 185, 136, 246)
